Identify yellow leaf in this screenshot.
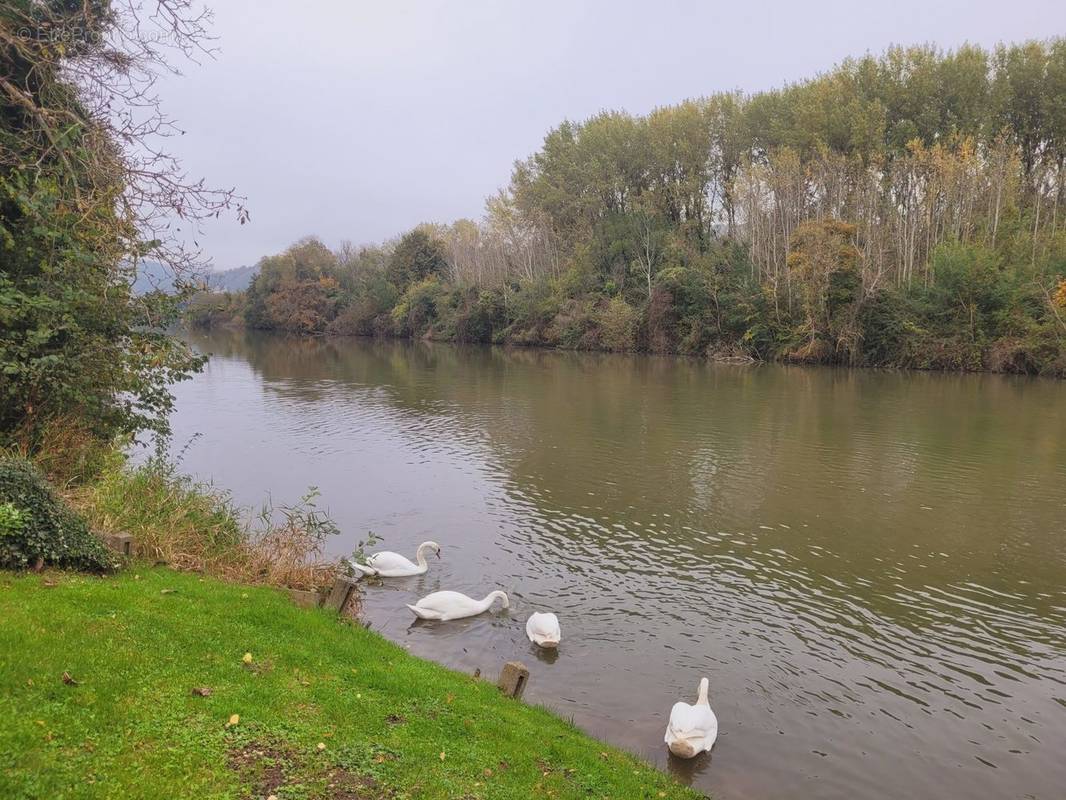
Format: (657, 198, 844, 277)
(242, 652, 253, 664)
(227, 714, 240, 727)
(439, 751, 446, 761)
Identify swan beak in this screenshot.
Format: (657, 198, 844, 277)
(435, 550, 441, 559)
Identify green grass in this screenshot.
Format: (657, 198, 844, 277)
(0, 567, 701, 800)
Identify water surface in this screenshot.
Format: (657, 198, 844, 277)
(169, 328, 1066, 800)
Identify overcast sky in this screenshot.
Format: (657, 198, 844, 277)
(155, 0, 1065, 270)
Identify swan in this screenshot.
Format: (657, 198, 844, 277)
(664, 677, 718, 759)
(525, 612, 561, 648)
(406, 590, 509, 621)
(348, 541, 440, 577)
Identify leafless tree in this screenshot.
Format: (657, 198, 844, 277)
(0, 1, 247, 277)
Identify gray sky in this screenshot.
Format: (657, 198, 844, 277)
(156, 0, 1065, 269)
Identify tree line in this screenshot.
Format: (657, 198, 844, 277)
(190, 39, 1066, 375)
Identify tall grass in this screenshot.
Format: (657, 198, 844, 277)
(19, 419, 341, 590)
(76, 452, 340, 590)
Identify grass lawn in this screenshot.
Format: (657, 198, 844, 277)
(0, 567, 702, 799)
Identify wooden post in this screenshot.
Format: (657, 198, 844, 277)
(497, 661, 529, 699)
(325, 577, 358, 613)
(103, 533, 134, 557)
(288, 589, 322, 609)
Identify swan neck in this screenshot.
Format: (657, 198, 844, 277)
(414, 542, 432, 568)
(484, 591, 508, 609)
(697, 677, 709, 705)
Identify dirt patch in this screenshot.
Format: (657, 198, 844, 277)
(320, 768, 386, 800)
(227, 738, 392, 799)
(227, 741, 291, 797)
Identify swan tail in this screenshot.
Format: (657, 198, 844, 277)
(666, 735, 701, 759)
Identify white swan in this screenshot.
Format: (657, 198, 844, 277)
(348, 541, 440, 577)
(525, 612, 561, 648)
(664, 677, 718, 759)
(406, 590, 509, 621)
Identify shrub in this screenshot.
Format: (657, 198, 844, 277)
(648, 267, 716, 354)
(0, 457, 114, 572)
(596, 296, 640, 351)
(501, 282, 563, 345)
(548, 298, 599, 349)
(391, 277, 447, 337)
(452, 290, 506, 343)
(185, 291, 244, 329)
(327, 302, 379, 337)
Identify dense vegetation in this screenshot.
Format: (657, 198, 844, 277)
(193, 40, 1066, 374)
(0, 456, 113, 571)
(0, 567, 700, 799)
(0, 3, 343, 590)
(1, 1, 243, 450)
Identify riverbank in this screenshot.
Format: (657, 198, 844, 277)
(0, 443, 702, 799)
(185, 230, 1066, 379)
(0, 565, 701, 799)
(187, 317, 1066, 379)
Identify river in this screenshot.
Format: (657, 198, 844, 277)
(167, 328, 1066, 800)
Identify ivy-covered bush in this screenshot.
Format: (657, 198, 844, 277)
(0, 457, 114, 572)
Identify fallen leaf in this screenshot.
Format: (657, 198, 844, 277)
(483, 768, 493, 778)
(191, 687, 212, 697)
(226, 714, 239, 727)
(316, 742, 326, 751)
(62, 671, 78, 686)
(439, 751, 446, 761)
(242, 652, 253, 665)
(160, 588, 176, 595)
(42, 579, 57, 588)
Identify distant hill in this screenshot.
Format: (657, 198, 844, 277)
(130, 261, 180, 295)
(130, 261, 257, 295)
(206, 264, 257, 293)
